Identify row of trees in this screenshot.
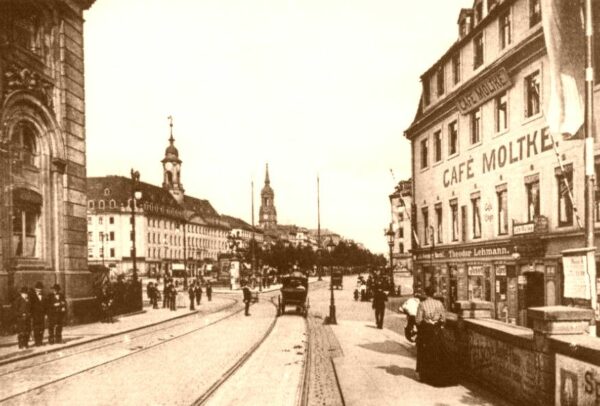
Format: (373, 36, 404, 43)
(242, 240, 386, 274)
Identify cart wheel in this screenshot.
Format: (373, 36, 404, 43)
(276, 296, 281, 316)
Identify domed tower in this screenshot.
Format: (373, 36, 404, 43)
(259, 163, 277, 229)
(162, 116, 185, 204)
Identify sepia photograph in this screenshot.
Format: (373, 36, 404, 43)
(0, 0, 598, 404)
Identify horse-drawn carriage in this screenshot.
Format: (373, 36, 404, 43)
(277, 271, 309, 317)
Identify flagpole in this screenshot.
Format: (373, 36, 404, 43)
(584, 0, 597, 335)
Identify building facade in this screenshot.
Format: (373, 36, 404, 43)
(0, 0, 97, 327)
(405, 0, 600, 326)
(87, 130, 230, 278)
(389, 179, 413, 273)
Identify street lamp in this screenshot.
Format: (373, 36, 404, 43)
(385, 224, 396, 295)
(181, 221, 188, 289)
(130, 169, 142, 282)
(326, 238, 337, 325)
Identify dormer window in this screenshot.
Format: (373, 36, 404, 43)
(423, 78, 431, 106)
(474, 2, 483, 24)
(104, 188, 111, 196)
(88, 200, 95, 209)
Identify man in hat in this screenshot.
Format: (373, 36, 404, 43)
(242, 281, 252, 316)
(30, 282, 46, 346)
(47, 284, 67, 344)
(372, 285, 388, 329)
(13, 287, 31, 349)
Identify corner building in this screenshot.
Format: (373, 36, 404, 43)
(0, 0, 97, 328)
(405, 0, 600, 326)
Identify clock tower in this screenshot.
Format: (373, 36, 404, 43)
(162, 116, 185, 204)
(259, 163, 277, 229)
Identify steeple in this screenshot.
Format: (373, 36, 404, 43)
(162, 115, 184, 204)
(259, 163, 277, 229)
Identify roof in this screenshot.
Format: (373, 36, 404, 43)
(183, 195, 219, 219)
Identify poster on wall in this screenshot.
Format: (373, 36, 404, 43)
(562, 253, 591, 300)
(555, 353, 600, 406)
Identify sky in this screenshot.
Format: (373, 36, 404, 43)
(83, 0, 473, 254)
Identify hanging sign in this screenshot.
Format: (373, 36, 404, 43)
(456, 67, 512, 114)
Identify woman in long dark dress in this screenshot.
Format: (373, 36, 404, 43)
(415, 285, 455, 386)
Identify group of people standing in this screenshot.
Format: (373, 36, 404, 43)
(146, 278, 213, 312)
(13, 282, 67, 349)
(187, 280, 212, 311)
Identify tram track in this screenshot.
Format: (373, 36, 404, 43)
(0, 298, 245, 404)
(192, 295, 311, 406)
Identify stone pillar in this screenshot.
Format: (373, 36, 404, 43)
(528, 306, 593, 405)
(453, 300, 494, 319)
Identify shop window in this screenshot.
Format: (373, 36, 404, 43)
(497, 188, 508, 235)
(526, 179, 540, 221)
(530, 0, 541, 27)
(495, 91, 508, 132)
(471, 196, 482, 239)
(450, 201, 459, 241)
(435, 205, 443, 244)
(420, 138, 429, 169)
(436, 66, 445, 96)
(470, 108, 481, 144)
(13, 203, 40, 257)
(422, 207, 429, 245)
(499, 10, 511, 50)
(525, 70, 541, 118)
(557, 169, 574, 227)
(452, 53, 461, 85)
(473, 33, 484, 69)
(434, 130, 442, 162)
(11, 122, 38, 167)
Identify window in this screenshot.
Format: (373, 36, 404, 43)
(87, 217, 92, 225)
(98, 232, 103, 240)
(452, 54, 461, 85)
(461, 205, 468, 242)
(109, 231, 115, 241)
(423, 78, 431, 106)
(98, 217, 103, 225)
(436, 67, 444, 96)
(470, 108, 481, 144)
(434, 131, 442, 162)
(435, 205, 443, 244)
(499, 11, 511, 49)
(399, 243, 404, 254)
(420, 138, 429, 169)
(11, 122, 37, 167)
(530, 0, 541, 27)
(398, 227, 404, 238)
(88, 200, 95, 209)
(525, 71, 541, 117)
(98, 200, 105, 209)
(557, 170, 574, 226)
(450, 201, 459, 241)
(109, 200, 116, 209)
(496, 92, 508, 132)
(13, 203, 40, 257)
(448, 121, 458, 155)
(104, 188, 110, 196)
(471, 196, 481, 238)
(474, 1, 483, 24)
(526, 179, 540, 221)
(497, 188, 508, 235)
(88, 248, 93, 258)
(109, 216, 114, 224)
(88, 232, 92, 242)
(422, 207, 429, 245)
(473, 33, 484, 69)
(110, 248, 115, 258)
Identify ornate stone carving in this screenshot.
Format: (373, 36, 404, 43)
(3, 64, 53, 108)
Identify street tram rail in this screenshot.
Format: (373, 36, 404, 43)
(0, 297, 244, 403)
(191, 296, 310, 406)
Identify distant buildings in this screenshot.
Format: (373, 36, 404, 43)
(388, 179, 413, 273)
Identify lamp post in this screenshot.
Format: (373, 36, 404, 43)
(182, 221, 188, 289)
(130, 169, 142, 282)
(385, 224, 396, 295)
(326, 238, 337, 324)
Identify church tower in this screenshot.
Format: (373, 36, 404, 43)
(259, 163, 277, 229)
(162, 116, 185, 204)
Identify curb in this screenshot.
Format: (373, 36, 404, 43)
(0, 301, 235, 368)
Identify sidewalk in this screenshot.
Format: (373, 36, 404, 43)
(0, 295, 233, 366)
(330, 319, 514, 406)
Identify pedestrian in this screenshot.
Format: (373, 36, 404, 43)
(148, 282, 159, 309)
(415, 285, 455, 387)
(99, 284, 114, 323)
(372, 286, 388, 329)
(47, 284, 67, 344)
(195, 283, 202, 305)
(30, 282, 46, 346)
(188, 283, 196, 310)
(401, 292, 421, 343)
(162, 278, 169, 308)
(169, 281, 177, 311)
(13, 287, 31, 349)
(206, 281, 212, 301)
(242, 281, 252, 316)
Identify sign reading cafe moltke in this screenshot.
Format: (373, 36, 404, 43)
(456, 67, 512, 114)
